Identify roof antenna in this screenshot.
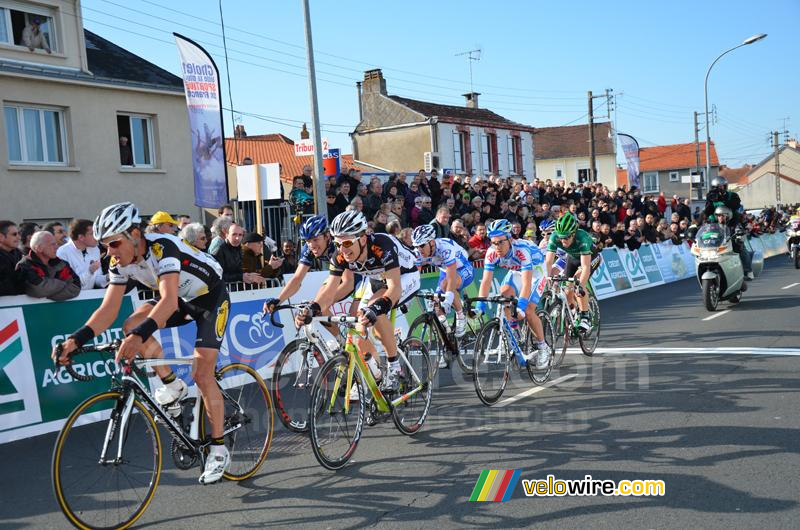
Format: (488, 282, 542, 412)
(455, 48, 481, 93)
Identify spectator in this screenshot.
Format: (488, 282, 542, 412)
(469, 223, 490, 255)
(430, 206, 451, 238)
(44, 221, 68, 246)
(22, 18, 51, 53)
(611, 222, 626, 248)
(450, 219, 470, 250)
(119, 137, 134, 166)
(177, 215, 192, 230)
(657, 192, 668, 216)
(389, 198, 406, 227)
(624, 221, 644, 251)
(504, 200, 522, 224)
(180, 222, 208, 250)
(398, 227, 414, 247)
(417, 196, 435, 226)
(589, 220, 604, 242)
(363, 179, 383, 220)
(17, 231, 80, 300)
(669, 222, 683, 245)
(427, 169, 442, 204)
(641, 213, 659, 244)
(409, 196, 424, 227)
(0, 221, 24, 296)
(405, 180, 422, 212)
(149, 211, 179, 235)
(218, 204, 235, 220)
(676, 198, 692, 221)
(326, 192, 338, 220)
(208, 217, 233, 255)
(511, 221, 523, 240)
(350, 196, 364, 213)
(600, 223, 614, 248)
(56, 219, 107, 290)
(373, 211, 389, 234)
(333, 182, 351, 216)
(278, 240, 299, 274)
(656, 219, 672, 242)
(298, 164, 314, 190)
(386, 220, 402, 237)
(242, 232, 282, 280)
(289, 176, 314, 215)
(211, 223, 265, 285)
(18, 222, 40, 254)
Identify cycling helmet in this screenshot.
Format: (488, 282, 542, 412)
(411, 224, 436, 246)
(554, 212, 578, 238)
(330, 210, 367, 237)
(714, 205, 732, 221)
(299, 215, 328, 240)
(711, 176, 728, 190)
(539, 219, 555, 232)
(487, 219, 512, 238)
(93, 202, 140, 241)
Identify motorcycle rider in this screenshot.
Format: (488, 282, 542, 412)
(704, 177, 753, 280)
(787, 209, 800, 256)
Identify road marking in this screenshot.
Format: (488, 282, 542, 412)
(781, 282, 799, 290)
(495, 374, 577, 408)
(564, 347, 800, 356)
(702, 309, 731, 321)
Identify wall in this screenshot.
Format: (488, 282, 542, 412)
(739, 172, 800, 208)
(351, 124, 431, 173)
(535, 154, 616, 188)
(0, 75, 197, 221)
(438, 122, 534, 179)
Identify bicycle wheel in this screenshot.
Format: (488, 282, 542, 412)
(309, 355, 365, 470)
(453, 314, 479, 376)
(52, 391, 161, 530)
(392, 337, 432, 435)
(547, 300, 569, 367)
(472, 319, 510, 406)
(578, 295, 601, 356)
(407, 313, 445, 381)
(200, 363, 274, 481)
(270, 338, 326, 433)
(526, 311, 555, 385)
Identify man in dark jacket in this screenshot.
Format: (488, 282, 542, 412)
(211, 223, 264, 285)
(0, 221, 25, 296)
(17, 231, 80, 300)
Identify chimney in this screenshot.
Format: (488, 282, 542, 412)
(234, 124, 247, 138)
(788, 138, 798, 149)
(463, 92, 480, 109)
(356, 81, 363, 121)
(300, 123, 310, 140)
(362, 69, 387, 95)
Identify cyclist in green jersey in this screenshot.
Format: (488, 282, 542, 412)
(543, 212, 601, 331)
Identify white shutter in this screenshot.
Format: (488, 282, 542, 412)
(520, 136, 527, 179)
(453, 131, 462, 172)
(507, 136, 514, 175)
(470, 131, 478, 176)
(481, 133, 489, 174)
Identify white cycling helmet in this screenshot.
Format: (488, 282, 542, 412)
(411, 224, 436, 246)
(93, 202, 141, 240)
(330, 210, 367, 237)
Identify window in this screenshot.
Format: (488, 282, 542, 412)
(643, 171, 659, 193)
(507, 135, 522, 175)
(669, 171, 679, 182)
(4, 104, 66, 164)
(0, 6, 57, 52)
(555, 165, 563, 179)
(483, 132, 498, 173)
(452, 129, 471, 174)
(577, 168, 591, 183)
(117, 114, 155, 167)
(452, 130, 462, 172)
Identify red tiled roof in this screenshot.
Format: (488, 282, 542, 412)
(639, 142, 718, 172)
(719, 164, 752, 185)
(533, 122, 614, 159)
(223, 136, 370, 181)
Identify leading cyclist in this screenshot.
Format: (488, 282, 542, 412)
(51, 202, 231, 484)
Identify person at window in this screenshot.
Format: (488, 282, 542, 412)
(119, 136, 134, 166)
(22, 18, 51, 54)
(56, 219, 108, 290)
(0, 221, 25, 296)
(17, 231, 80, 301)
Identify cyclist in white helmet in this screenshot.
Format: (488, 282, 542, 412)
(411, 224, 474, 339)
(52, 202, 231, 484)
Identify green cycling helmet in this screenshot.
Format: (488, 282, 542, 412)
(554, 212, 578, 238)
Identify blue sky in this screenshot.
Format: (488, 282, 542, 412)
(81, 0, 799, 168)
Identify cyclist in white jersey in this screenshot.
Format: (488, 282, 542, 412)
(52, 203, 231, 484)
(538, 219, 567, 273)
(411, 225, 474, 338)
(474, 219, 551, 369)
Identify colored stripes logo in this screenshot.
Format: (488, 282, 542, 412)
(0, 319, 25, 415)
(470, 470, 521, 501)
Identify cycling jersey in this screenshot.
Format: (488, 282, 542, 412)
(484, 238, 545, 272)
(109, 233, 223, 301)
(329, 233, 417, 280)
(414, 238, 472, 272)
(538, 235, 567, 271)
(298, 239, 336, 270)
(547, 229, 598, 259)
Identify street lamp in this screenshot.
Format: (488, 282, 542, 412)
(704, 33, 767, 197)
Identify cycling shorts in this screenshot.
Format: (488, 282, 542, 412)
(435, 265, 474, 295)
(502, 270, 546, 307)
(564, 253, 602, 278)
(357, 270, 421, 312)
(145, 282, 229, 350)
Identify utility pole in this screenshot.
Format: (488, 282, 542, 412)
(301, 0, 326, 217)
(588, 91, 596, 183)
(773, 131, 781, 204)
(694, 111, 701, 200)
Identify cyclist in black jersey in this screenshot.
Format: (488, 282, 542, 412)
(52, 203, 231, 484)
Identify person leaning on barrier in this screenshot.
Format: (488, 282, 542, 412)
(242, 232, 283, 280)
(208, 216, 233, 255)
(179, 222, 208, 250)
(0, 220, 25, 296)
(212, 223, 265, 286)
(17, 231, 80, 301)
(56, 219, 108, 290)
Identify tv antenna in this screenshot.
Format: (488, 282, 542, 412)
(455, 48, 482, 93)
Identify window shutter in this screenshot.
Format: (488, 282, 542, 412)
(470, 131, 478, 176)
(453, 131, 462, 172)
(481, 133, 489, 174)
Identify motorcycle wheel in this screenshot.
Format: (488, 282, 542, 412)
(702, 278, 719, 311)
(794, 249, 800, 269)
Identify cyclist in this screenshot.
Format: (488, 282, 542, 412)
(537, 219, 567, 274)
(544, 212, 601, 332)
(295, 210, 421, 392)
(51, 202, 231, 484)
(473, 219, 551, 369)
(411, 225, 474, 339)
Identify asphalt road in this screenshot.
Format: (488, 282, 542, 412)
(3, 255, 799, 529)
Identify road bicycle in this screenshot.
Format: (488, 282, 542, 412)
(542, 276, 601, 359)
(406, 291, 483, 379)
(51, 342, 273, 530)
(467, 295, 555, 406)
(308, 316, 432, 470)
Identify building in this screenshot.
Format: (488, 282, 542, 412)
(636, 142, 719, 198)
(0, 0, 195, 224)
(737, 143, 800, 207)
(352, 69, 535, 179)
(533, 122, 615, 188)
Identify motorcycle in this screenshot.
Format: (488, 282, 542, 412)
(788, 226, 800, 269)
(691, 223, 763, 311)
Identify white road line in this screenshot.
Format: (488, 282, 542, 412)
(702, 309, 731, 321)
(563, 347, 800, 356)
(495, 374, 577, 408)
(781, 282, 800, 290)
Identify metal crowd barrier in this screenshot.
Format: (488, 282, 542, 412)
(135, 278, 285, 301)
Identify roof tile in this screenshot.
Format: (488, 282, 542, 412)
(639, 142, 718, 172)
(534, 122, 614, 159)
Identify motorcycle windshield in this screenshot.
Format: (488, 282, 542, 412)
(696, 223, 729, 249)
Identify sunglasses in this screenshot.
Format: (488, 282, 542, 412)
(106, 237, 126, 249)
(557, 235, 574, 242)
(334, 238, 358, 249)
(490, 238, 509, 247)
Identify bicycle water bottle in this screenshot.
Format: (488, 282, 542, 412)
(364, 353, 382, 380)
(438, 313, 451, 333)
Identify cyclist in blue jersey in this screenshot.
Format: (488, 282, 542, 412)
(474, 219, 551, 369)
(411, 225, 474, 338)
(538, 219, 567, 273)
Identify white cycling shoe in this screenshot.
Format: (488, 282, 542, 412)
(199, 446, 230, 485)
(536, 344, 552, 370)
(154, 378, 187, 407)
(455, 314, 466, 338)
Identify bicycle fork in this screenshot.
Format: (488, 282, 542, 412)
(98, 390, 135, 465)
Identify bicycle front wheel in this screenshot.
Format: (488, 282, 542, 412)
(578, 295, 601, 356)
(270, 338, 326, 433)
(526, 311, 555, 385)
(200, 362, 274, 481)
(472, 319, 510, 406)
(392, 337, 432, 435)
(453, 314, 480, 376)
(407, 313, 445, 381)
(309, 355, 365, 470)
(52, 391, 161, 530)
(547, 300, 569, 367)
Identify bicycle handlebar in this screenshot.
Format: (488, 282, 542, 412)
(54, 340, 121, 382)
(268, 302, 312, 328)
(464, 295, 517, 308)
(417, 292, 446, 302)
